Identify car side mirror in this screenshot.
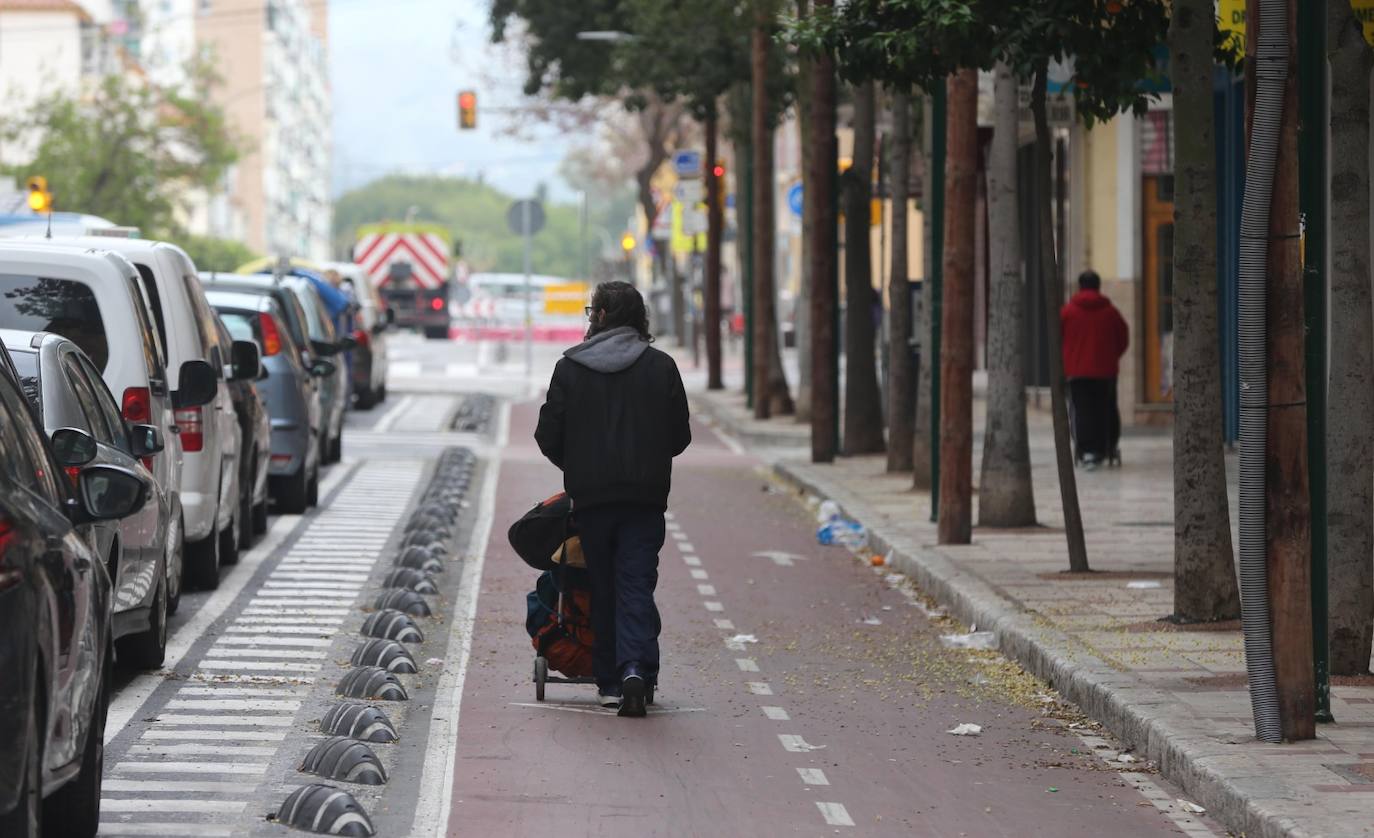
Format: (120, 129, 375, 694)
(173, 360, 218, 408)
(311, 339, 340, 357)
(76, 464, 148, 521)
(336, 335, 358, 352)
(128, 424, 164, 458)
(310, 359, 337, 378)
(51, 427, 97, 467)
(230, 340, 261, 382)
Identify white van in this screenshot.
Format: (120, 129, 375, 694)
(35, 236, 245, 589)
(0, 243, 218, 611)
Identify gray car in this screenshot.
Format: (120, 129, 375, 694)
(2, 330, 172, 669)
(204, 290, 332, 515)
(278, 277, 351, 465)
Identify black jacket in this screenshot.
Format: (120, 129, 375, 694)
(535, 327, 691, 510)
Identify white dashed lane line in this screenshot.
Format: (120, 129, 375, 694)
(667, 511, 854, 829)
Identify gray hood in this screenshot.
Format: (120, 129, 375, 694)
(564, 325, 650, 373)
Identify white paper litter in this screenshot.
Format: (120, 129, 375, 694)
(1126, 580, 1162, 589)
(947, 723, 983, 736)
(728, 634, 758, 645)
(426, 658, 444, 667)
(1116, 753, 1140, 763)
(940, 631, 997, 650)
(1176, 800, 1206, 814)
(860, 616, 883, 626)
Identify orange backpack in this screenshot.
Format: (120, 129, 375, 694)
(526, 571, 595, 677)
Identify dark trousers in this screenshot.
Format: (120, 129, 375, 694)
(1068, 377, 1120, 461)
(575, 504, 665, 690)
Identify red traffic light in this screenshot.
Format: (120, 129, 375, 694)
(712, 164, 725, 178)
(459, 91, 476, 109)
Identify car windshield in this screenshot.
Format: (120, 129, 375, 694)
(289, 284, 330, 341)
(0, 275, 108, 370)
(8, 349, 41, 412)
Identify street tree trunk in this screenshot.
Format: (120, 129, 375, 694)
(1032, 61, 1090, 572)
(843, 81, 885, 454)
(978, 62, 1036, 526)
(1326, 0, 1374, 675)
(794, 0, 814, 423)
(751, 3, 792, 419)
(912, 94, 935, 488)
(705, 105, 725, 391)
(808, 0, 838, 462)
(1169, 0, 1242, 620)
(937, 70, 976, 545)
(886, 88, 915, 472)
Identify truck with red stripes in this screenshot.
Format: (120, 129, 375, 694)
(352, 222, 454, 339)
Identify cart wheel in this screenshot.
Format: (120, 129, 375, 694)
(534, 656, 548, 702)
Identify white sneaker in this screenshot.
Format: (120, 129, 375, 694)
(598, 691, 622, 708)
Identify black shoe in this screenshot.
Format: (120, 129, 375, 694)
(618, 664, 647, 717)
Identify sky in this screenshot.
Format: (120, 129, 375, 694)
(329, 0, 578, 202)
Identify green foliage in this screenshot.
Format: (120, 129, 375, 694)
(489, 0, 627, 99)
(332, 175, 629, 279)
(179, 235, 260, 273)
(787, 0, 1171, 124)
(0, 60, 241, 237)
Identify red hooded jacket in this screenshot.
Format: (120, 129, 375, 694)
(1060, 289, 1129, 379)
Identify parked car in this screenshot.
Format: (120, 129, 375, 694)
(0, 242, 206, 611)
(2, 330, 175, 668)
(205, 288, 329, 514)
(0, 342, 151, 837)
(35, 235, 247, 588)
(214, 315, 270, 547)
(319, 260, 391, 409)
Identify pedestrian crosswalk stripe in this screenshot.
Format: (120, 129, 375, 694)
(147, 715, 294, 727)
(128, 742, 278, 757)
(100, 798, 249, 813)
(198, 660, 322, 672)
(205, 648, 325, 660)
(114, 761, 268, 773)
(165, 698, 304, 710)
(141, 730, 288, 741)
(103, 779, 261, 793)
(97, 823, 234, 836)
(175, 686, 304, 696)
(816, 802, 855, 827)
(213, 636, 333, 647)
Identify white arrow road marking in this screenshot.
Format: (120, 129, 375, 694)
(752, 550, 808, 567)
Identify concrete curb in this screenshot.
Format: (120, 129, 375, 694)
(690, 393, 1316, 838)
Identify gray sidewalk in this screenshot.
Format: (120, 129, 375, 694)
(687, 376, 1374, 838)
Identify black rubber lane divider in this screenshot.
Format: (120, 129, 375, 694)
(361, 609, 425, 643)
(336, 666, 409, 701)
(300, 737, 389, 785)
(273, 783, 376, 836)
(320, 702, 399, 743)
(381, 568, 438, 594)
(350, 639, 418, 674)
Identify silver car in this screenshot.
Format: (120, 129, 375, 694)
(205, 290, 331, 515)
(3, 330, 172, 668)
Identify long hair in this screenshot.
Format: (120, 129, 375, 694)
(589, 281, 653, 342)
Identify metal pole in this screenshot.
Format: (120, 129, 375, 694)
(928, 83, 947, 521)
(1298, 0, 1331, 724)
(523, 200, 533, 377)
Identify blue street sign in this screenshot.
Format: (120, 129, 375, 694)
(672, 149, 703, 178)
(787, 182, 804, 217)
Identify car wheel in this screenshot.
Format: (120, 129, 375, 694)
(185, 526, 221, 591)
(117, 573, 167, 669)
(238, 475, 255, 551)
(274, 466, 309, 515)
(0, 696, 42, 837)
(219, 503, 240, 567)
(252, 494, 269, 535)
(306, 465, 320, 507)
(327, 433, 342, 464)
(166, 516, 184, 616)
(354, 386, 375, 410)
(43, 649, 107, 837)
(377, 383, 387, 403)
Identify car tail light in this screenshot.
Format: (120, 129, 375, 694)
(259, 313, 282, 356)
(430, 297, 444, 311)
(122, 386, 151, 423)
(0, 517, 17, 590)
(353, 329, 370, 350)
(175, 407, 204, 453)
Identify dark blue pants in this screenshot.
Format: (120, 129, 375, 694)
(575, 504, 665, 690)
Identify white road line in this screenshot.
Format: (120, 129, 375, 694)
(705, 419, 746, 455)
(375, 394, 416, 431)
(704, 601, 724, 612)
(736, 658, 760, 672)
(103, 779, 260, 793)
(197, 660, 321, 672)
(175, 686, 304, 696)
(683, 555, 702, 567)
(797, 768, 829, 785)
(228, 616, 345, 626)
(223, 625, 338, 635)
(128, 742, 278, 757)
(666, 522, 681, 532)
(241, 608, 352, 616)
(779, 734, 826, 753)
(202, 648, 325, 660)
(212, 636, 333, 647)
(146, 715, 294, 727)
(264, 576, 368, 586)
(250, 589, 359, 599)
(679, 542, 696, 553)
(690, 569, 709, 580)
(671, 531, 687, 541)
(747, 682, 774, 696)
(142, 729, 287, 741)
(100, 799, 248, 814)
(714, 618, 735, 630)
(96, 824, 233, 836)
(816, 802, 855, 827)
(164, 698, 303, 711)
(415, 399, 507, 838)
(761, 706, 790, 721)
(113, 761, 267, 774)
(697, 584, 717, 596)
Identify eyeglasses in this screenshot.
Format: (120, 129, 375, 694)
(584, 306, 598, 317)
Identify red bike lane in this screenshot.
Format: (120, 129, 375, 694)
(446, 399, 1208, 837)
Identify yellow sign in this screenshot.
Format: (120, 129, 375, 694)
(1355, 0, 1374, 45)
(670, 200, 706, 256)
(1223, 0, 1374, 54)
(543, 282, 590, 316)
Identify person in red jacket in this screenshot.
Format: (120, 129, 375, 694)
(1061, 270, 1129, 468)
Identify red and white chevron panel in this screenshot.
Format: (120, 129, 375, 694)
(355, 232, 450, 289)
(454, 297, 496, 319)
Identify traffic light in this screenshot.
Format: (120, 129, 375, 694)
(620, 233, 636, 253)
(26, 176, 51, 214)
(712, 163, 725, 179)
(458, 90, 477, 130)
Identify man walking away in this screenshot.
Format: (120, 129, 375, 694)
(1061, 270, 1129, 469)
(535, 281, 692, 717)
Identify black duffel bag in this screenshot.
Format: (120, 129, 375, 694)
(507, 492, 573, 571)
